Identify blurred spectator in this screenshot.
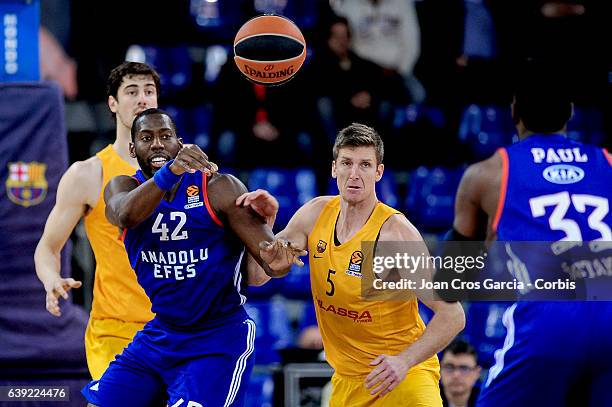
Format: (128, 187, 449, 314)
(212, 59, 319, 169)
(440, 339, 482, 407)
(308, 16, 395, 142)
(39, 27, 78, 100)
(297, 301, 323, 350)
(415, 0, 511, 106)
(505, 0, 610, 106)
(330, 0, 424, 103)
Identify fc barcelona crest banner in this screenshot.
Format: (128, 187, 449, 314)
(6, 161, 48, 207)
(0, 82, 88, 367)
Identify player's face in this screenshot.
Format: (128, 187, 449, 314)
(109, 74, 158, 132)
(440, 353, 480, 397)
(332, 146, 383, 205)
(130, 114, 182, 178)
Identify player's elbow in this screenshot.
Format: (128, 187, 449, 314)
(106, 205, 136, 229)
(449, 302, 466, 334)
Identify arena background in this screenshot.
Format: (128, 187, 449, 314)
(1, 0, 611, 406)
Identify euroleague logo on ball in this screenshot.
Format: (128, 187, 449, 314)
(233, 15, 306, 86)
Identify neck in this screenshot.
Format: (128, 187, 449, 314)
(445, 390, 470, 407)
(113, 123, 138, 167)
(517, 122, 566, 141)
(337, 194, 378, 241)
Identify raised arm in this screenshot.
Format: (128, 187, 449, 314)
(365, 214, 465, 396)
(105, 145, 216, 229)
(35, 160, 99, 316)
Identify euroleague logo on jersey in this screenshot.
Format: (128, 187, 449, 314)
(346, 250, 364, 278)
(184, 185, 204, 209)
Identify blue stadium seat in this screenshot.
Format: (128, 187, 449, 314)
(244, 298, 293, 365)
(393, 104, 446, 130)
(567, 105, 605, 146)
(248, 168, 317, 230)
(167, 46, 193, 92)
(283, 260, 312, 300)
(142, 45, 170, 88)
(190, 0, 244, 40)
(326, 169, 399, 208)
(163, 105, 189, 142)
(462, 302, 510, 369)
(189, 104, 213, 149)
(141, 46, 192, 94)
(458, 105, 515, 160)
(245, 369, 274, 407)
(405, 166, 464, 232)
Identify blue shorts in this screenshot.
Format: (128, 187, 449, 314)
(82, 310, 255, 407)
(477, 302, 612, 407)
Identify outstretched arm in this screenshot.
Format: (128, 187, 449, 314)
(35, 161, 98, 316)
(209, 175, 306, 278)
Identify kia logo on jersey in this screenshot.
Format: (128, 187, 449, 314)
(542, 164, 585, 184)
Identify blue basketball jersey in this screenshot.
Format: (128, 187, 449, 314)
(495, 134, 612, 241)
(125, 170, 247, 327)
(477, 136, 612, 407)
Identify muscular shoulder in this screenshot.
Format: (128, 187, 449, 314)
(459, 151, 503, 214)
(207, 173, 246, 197)
(379, 213, 422, 242)
(300, 196, 335, 229)
(58, 156, 103, 207)
(206, 173, 247, 214)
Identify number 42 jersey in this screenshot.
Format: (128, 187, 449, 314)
(124, 170, 247, 327)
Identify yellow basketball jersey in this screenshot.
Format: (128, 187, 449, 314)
(308, 196, 439, 377)
(84, 145, 153, 322)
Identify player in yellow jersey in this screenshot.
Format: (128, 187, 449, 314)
(241, 123, 465, 406)
(35, 62, 161, 379)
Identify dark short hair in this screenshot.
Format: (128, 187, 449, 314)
(513, 59, 572, 133)
(131, 108, 176, 141)
(106, 61, 161, 100)
(443, 339, 478, 364)
(333, 123, 384, 164)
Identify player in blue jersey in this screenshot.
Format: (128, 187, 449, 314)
(452, 60, 612, 406)
(82, 108, 306, 407)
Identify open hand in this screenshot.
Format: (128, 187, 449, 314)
(44, 276, 82, 317)
(236, 189, 278, 225)
(364, 354, 410, 397)
(259, 238, 307, 273)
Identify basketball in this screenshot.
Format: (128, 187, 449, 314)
(233, 15, 306, 86)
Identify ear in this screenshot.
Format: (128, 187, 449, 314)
(129, 142, 136, 158)
(375, 163, 384, 182)
(177, 138, 184, 148)
(108, 95, 118, 113)
(331, 160, 337, 179)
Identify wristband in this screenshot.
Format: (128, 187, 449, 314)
(153, 160, 181, 191)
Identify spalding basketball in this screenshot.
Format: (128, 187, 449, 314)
(233, 15, 306, 86)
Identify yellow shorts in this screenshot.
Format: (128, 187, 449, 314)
(330, 367, 442, 407)
(84, 318, 146, 380)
